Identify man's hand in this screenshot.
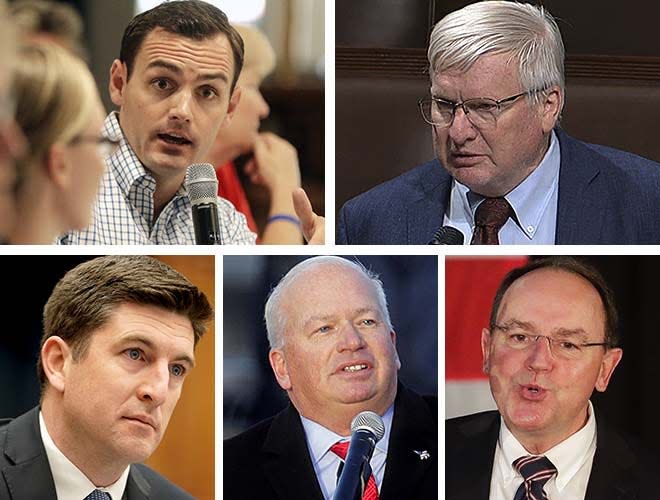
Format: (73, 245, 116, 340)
(293, 188, 325, 245)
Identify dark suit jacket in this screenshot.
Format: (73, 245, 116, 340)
(224, 385, 437, 500)
(337, 128, 660, 245)
(0, 407, 194, 500)
(446, 410, 660, 500)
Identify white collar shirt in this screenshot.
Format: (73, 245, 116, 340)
(489, 401, 597, 500)
(39, 411, 129, 500)
(300, 404, 394, 500)
(58, 112, 256, 245)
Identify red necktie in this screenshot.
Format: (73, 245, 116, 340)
(471, 197, 512, 245)
(330, 441, 379, 500)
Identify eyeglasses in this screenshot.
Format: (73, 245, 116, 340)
(418, 89, 542, 129)
(492, 324, 610, 361)
(69, 136, 120, 158)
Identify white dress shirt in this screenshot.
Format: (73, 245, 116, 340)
(39, 412, 129, 500)
(489, 401, 597, 500)
(300, 405, 394, 500)
(445, 129, 560, 244)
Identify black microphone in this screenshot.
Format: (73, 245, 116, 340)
(333, 411, 385, 500)
(428, 226, 464, 245)
(185, 163, 222, 245)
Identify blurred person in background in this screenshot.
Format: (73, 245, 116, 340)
(0, 0, 26, 243)
(8, 41, 107, 244)
(9, 0, 88, 59)
(207, 24, 304, 244)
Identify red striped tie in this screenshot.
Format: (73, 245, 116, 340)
(512, 455, 557, 500)
(330, 441, 379, 500)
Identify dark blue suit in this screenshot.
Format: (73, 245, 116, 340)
(337, 129, 660, 245)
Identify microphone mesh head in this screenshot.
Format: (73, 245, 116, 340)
(350, 411, 385, 442)
(185, 163, 218, 206)
(429, 226, 464, 245)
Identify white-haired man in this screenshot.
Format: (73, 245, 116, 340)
(338, 0, 660, 245)
(224, 256, 437, 500)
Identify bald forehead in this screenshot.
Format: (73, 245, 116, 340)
(497, 267, 606, 325)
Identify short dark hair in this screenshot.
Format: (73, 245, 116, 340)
(119, 0, 244, 91)
(38, 255, 213, 389)
(489, 256, 619, 348)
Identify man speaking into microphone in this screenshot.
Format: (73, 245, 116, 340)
(59, 0, 323, 245)
(224, 256, 437, 500)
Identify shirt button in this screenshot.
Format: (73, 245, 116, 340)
(527, 225, 535, 234)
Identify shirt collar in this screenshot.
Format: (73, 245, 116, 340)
(498, 400, 597, 492)
(39, 411, 130, 500)
(457, 129, 560, 240)
(300, 404, 395, 466)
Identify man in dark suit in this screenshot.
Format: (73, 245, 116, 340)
(446, 256, 660, 499)
(337, 1, 660, 245)
(0, 256, 213, 500)
(224, 256, 437, 500)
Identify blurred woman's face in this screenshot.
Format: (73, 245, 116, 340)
(0, 72, 26, 240)
(61, 97, 108, 230)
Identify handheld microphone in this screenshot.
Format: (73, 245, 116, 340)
(185, 163, 222, 245)
(428, 226, 464, 245)
(333, 411, 385, 500)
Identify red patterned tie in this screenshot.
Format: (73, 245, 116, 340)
(330, 441, 379, 500)
(471, 197, 513, 245)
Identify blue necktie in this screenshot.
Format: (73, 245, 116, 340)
(84, 490, 111, 500)
(513, 455, 557, 500)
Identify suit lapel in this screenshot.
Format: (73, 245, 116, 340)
(262, 405, 324, 500)
(406, 161, 453, 244)
(446, 411, 500, 500)
(555, 128, 605, 244)
(585, 414, 638, 500)
(123, 465, 151, 500)
(1, 407, 57, 500)
(380, 387, 437, 500)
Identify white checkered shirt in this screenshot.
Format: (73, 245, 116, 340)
(58, 112, 256, 245)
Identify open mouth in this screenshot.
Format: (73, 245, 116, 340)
(520, 384, 547, 400)
(158, 133, 192, 146)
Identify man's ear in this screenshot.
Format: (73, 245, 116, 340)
(269, 348, 291, 390)
(41, 336, 71, 393)
(109, 59, 128, 108)
(540, 85, 562, 133)
(481, 328, 492, 374)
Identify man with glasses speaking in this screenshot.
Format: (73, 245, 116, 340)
(337, 1, 660, 245)
(447, 257, 659, 499)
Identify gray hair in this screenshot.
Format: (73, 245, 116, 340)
(264, 256, 393, 350)
(428, 1, 564, 107)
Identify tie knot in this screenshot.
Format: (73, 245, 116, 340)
(330, 440, 350, 460)
(513, 455, 557, 482)
(475, 197, 512, 227)
(84, 490, 111, 500)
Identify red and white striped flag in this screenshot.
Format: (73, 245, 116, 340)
(445, 256, 529, 418)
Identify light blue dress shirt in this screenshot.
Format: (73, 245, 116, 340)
(444, 130, 560, 244)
